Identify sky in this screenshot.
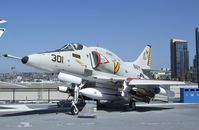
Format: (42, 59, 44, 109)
(0, 0, 199, 73)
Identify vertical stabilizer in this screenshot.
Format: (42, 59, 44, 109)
(133, 45, 152, 70)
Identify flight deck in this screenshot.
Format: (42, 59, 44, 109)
(0, 102, 199, 130)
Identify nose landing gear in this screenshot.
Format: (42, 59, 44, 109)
(70, 84, 80, 115)
(71, 101, 79, 115)
(70, 81, 87, 115)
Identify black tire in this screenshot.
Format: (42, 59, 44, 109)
(129, 100, 136, 110)
(71, 106, 79, 115)
(131, 102, 136, 110)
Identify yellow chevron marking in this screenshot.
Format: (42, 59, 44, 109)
(147, 48, 152, 66)
(114, 61, 120, 74)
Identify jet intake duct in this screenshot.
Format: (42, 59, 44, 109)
(91, 51, 120, 74)
(58, 72, 82, 84)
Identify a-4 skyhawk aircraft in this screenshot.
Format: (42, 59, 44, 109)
(3, 43, 184, 114)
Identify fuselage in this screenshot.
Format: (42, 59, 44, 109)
(22, 43, 148, 81)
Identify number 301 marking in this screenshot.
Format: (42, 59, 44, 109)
(51, 54, 64, 63)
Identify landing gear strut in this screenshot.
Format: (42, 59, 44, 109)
(71, 101, 79, 115)
(129, 100, 136, 110)
(71, 85, 79, 115)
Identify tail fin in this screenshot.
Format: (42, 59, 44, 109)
(133, 45, 152, 70)
(0, 19, 7, 38)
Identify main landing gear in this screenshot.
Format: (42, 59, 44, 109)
(129, 100, 136, 110)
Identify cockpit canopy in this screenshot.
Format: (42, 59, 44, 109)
(58, 43, 83, 51)
(39, 43, 84, 54)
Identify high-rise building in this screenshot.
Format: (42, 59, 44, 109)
(170, 39, 189, 81)
(191, 55, 197, 83)
(195, 27, 199, 87)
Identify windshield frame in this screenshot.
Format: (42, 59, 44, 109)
(59, 44, 75, 51)
(38, 43, 84, 54)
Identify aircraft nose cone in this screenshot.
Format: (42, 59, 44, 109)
(21, 56, 29, 64)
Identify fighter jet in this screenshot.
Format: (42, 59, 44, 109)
(3, 43, 184, 114)
(0, 19, 7, 38)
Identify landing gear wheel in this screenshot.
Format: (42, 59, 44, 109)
(129, 100, 136, 110)
(71, 105, 79, 115)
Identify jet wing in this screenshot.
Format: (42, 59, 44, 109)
(120, 78, 185, 98)
(90, 74, 185, 86)
(128, 79, 185, 86)
(90, 74, 125, 84)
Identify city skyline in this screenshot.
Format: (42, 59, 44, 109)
(0, 0, 199, 72)
(170, 39, 189, 81)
